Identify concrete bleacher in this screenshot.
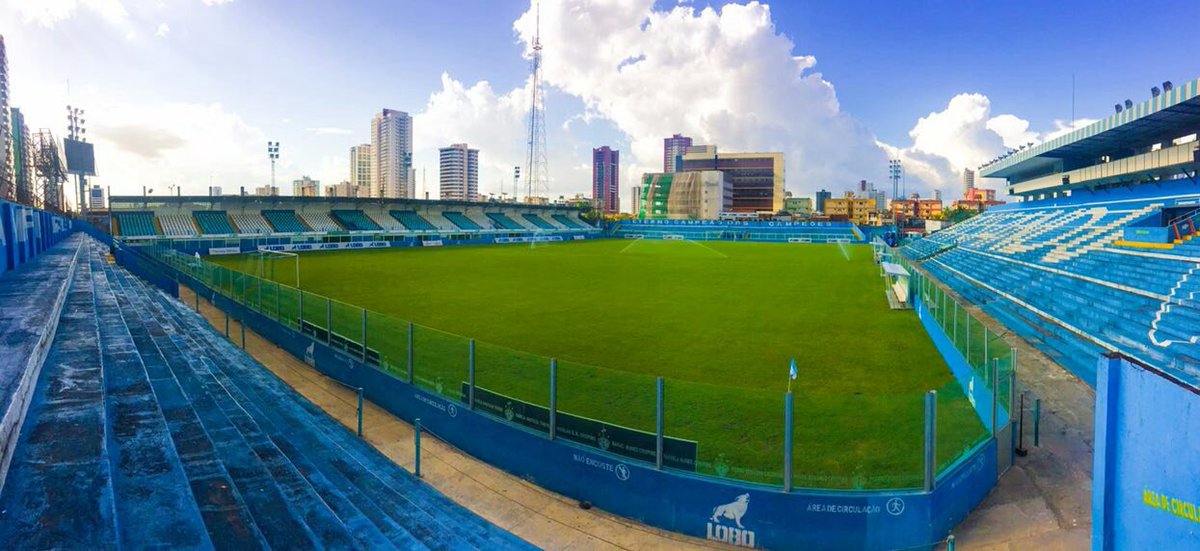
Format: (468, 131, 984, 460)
(299, 211, 343, 233)
(616, 220, 860, 242)
(193, 211, 236, 235)
(330, 210, 382, 232)
(908, 192, 1200, 386)
(551, 214, 584, 229)
(158, 214, 199, 237)
(367, 210, 404, 231)
(230, 213, 274, 235)
(0, 237, 534, 549)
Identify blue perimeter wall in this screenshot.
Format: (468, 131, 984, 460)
(0, 200, 74, 276)
(116, 241, 1000, 551)
(1093, 354, 1200, 549)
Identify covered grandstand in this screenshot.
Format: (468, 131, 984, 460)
(104, 196, 598, 248)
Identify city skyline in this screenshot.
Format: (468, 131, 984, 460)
(1, 0, 1196, 206)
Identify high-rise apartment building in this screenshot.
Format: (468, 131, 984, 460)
(371, 109, 413, 198)
(663, 134, 692, 173)
(0, 35, 12, 201)
(630, 185, 643, 215)
(350, 144, 372, 193)
(438, 143, 479, 201)
(10, 107, 31, 205)
(681, 148, 784, 213)
(293, 176, 319, 197)
(324, 180, 368, 198)
(592, 146, 620, 214)
(962, 168, 975, 192)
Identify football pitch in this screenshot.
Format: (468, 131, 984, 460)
(212, 239, 986, 488)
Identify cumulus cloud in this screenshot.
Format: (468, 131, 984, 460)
(155, 22, 169, 37)
(306, 127, 353, 136)
(507, 0, 887, 199)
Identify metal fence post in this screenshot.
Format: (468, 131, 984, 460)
(357, 387, 364, 437)
(983, 328, 989, 371)
(924, 390, 937, 492)
(656, 377, 664, 470)
(240, 317, 246, 349)
(274, 282, 280, 320)
(361, 309, 368, 362)
(414, 418, 422, 478)
(224, 307, 230, 336)
(298, 290, 305, 328)
(326, 299, 332, 344)
(549, 358, 558, 440)
(783, 391, 794, 492)
(468, 340, 476, 409)
(953, 301, 958, 345)
(1033, 399, 1041, 447)
(991, 358, 1000, 436)
(407, 323, 414, 384)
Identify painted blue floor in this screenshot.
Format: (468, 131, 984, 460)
(0, 237, 535, 550)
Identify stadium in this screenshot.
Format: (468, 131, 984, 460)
(1, 5, 1199, 548)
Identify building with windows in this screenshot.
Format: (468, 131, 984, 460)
(371, 109, 413, 198)
(630, 185, 643, 215)
(592, 146, 620, 214)
(438, 143, 479, 201)
(638, 171, 729, 220)
(783, 196, 813, 216)
(350, 144, 372, 193)
(891, 197, 944, 220)
(824, 192, 879, 225)
(815, 189, 831, 214)
(663, 134, 692, 173)
(254, 185, 280, 197)
(680, 147, 784, 213)
(964, 187, 996, 202)
(9, 107, 31, 205)
(962, 168, 976, 192)
(293, 176, 319, 197)
(0, 35, 11, 201)
(323, 180, 368, 198)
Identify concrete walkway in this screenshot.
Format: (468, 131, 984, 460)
(180, 286, 723, 551)
(933, 283, 1094, 550)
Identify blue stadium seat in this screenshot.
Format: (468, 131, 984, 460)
(262, 210, 310, 233)
(330, 210, 382, 231)
(193, 211, 236, 235)
(113, 212, 159, 237)
(442, 212, 482, 231)
(907, 192, 1200, 386)
(551, 214, 584, 228)
(390, 210, 437, 231)
(485, 212, 524, 230)
(522, 213, 557, 230)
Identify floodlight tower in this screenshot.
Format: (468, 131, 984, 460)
(67, 106, 87, 214)
(523, 0, 548, 204)
(888, 159, 903, 225)
(267, 141, 280, 193)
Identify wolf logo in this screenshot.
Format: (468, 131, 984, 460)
(304, 343, 315, 367)
(711, 493, 750, 528)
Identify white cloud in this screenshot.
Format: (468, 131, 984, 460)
(201, 0, 233, 6)
(305, 127, 352, 136)
(6, 0, 129, 28)
(506, 0, 888, 200)
(155, 22, 169, 37)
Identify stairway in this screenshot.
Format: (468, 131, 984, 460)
(0, 238, 534, 549)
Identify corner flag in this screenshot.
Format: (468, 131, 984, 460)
(788, 358, 797, 392)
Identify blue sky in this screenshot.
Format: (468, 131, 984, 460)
(3, 0, 1197, 209)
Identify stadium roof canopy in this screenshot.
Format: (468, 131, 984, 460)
(980, 77, 1200, 195)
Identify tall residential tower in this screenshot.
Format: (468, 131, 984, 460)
(349, 144, 372, 194)
(592, 146, 619, 214)
(663, 134, 692, 173)
(0, 35, 12, 201)
(438, 143, 479, 202)
(370, 109, 413, 198)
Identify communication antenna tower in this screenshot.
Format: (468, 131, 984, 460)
(523, 1, 549, 203)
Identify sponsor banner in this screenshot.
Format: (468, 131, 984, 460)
(573, 235, 586, 240)
(464, 384, 697, 471)
(422, 240, 444, 247)
(787, 237, 812, 243)
(628, 219, 848, 228)
(208, 246, 242, 255)
(258, 241, 389, 253)
(664, 234, 685, 240)
(494, 235, 565, 244)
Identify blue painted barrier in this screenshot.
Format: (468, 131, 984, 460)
(1093, 354, 1200, 550)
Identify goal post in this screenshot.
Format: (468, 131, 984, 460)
(251, 249, 300, 289)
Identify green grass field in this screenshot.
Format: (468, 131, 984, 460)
(210, 239, 987, 489)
